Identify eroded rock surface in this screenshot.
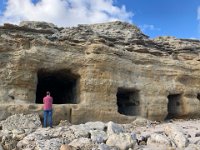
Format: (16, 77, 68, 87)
(1, 113, 41, 131)
(0, 21, 200, 124)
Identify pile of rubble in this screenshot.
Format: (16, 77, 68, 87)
(0, 114, 200, 150)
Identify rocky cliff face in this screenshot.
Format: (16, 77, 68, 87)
(0, 21, 200, 124)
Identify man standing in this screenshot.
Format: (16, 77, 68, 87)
(43, 91, 53, 128)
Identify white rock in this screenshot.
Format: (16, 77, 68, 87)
(106, 133, 136, 150)
(147, 133, 172, 147)
(194, 139, 200, 145)
(69, 124, 90, 138)
(61, 129, 76, 142)
(1, 129, 12, 135)
(107, 121, 124, 136)
(69, 137, 91, 148)
(19, 21, 58, 31)
(90, 130, 108, 143)
(12, 129, 25, 135)
(98, 143, 111, 150)
(36, 138, 62, 150)
(12, 133, 26, 140)
(132, 117, 149, 126)
(60, 144, 75, 150)
(1, 114, 41, 131)
(164, 123, 189, 148)
(185, 144, 200, 150)
(23, 133, 35, 141)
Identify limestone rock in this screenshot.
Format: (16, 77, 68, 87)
(60, 144, 76, 150)
(69, 124, 90, 138)
(1, 131, 21, 150)
(19, 21, 59, 33)
(107, 121, 124, 136)
(2, 114, 200, 150)
(90, 130, 108, 143)
(68, 137, 97, 149)
(194, 139, 200, 145)
(164, 124, 189, 148)
(35, 138, 62, 150)
(106, 133, 137, 150)
(98, 143, 111, 150)
(1, 113, 41, 131)
(185, 144, 200, 150)
(147, 133, 172, 147)
(132, 117, 149, 126)
(20, 21, 56, 28)
(61, 129, 76, 143)
(58, 120, 72, 127)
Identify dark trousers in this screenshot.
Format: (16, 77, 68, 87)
(43, 109, 52, 127)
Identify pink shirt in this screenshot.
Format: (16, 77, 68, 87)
(43, 95, 53, 110)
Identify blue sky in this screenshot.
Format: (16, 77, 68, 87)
(0, 0, 200, 39)
(116, 0, 200, 39)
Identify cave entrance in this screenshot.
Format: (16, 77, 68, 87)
(165, 94, 181, 120)
(117, 88, 140, 116)
(36, 69, 79, 104)
(197, 93, 200, 101)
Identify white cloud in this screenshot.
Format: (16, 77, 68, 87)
(189, 37, 198, 40)
(197, 7, 200, 34)
(0, 0, 133, 27)
(139, 24, 160, 32)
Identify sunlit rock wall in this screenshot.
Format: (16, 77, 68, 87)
(0, 21, 200, 124)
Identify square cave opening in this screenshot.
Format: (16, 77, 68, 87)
(117, 88, 140, 116)
(165, 94, 182, 120)
(36, 69, 79, 104)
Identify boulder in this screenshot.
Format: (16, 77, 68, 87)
(106, 133, 136, 150)
(98, 143, 111, 150)
(17, 126, 72, 149)
(19, 21, 58, 32)
(69, 124, 90, 138)
(90, 130, 108, 143)
(132, 117, 149, 126)
(107, 121, 124, 136)
(68, 137, 97, 149)
(185, 144, 200, 150)
(164, 124, 189, 148)
(147, 133, 172, 147)
(60, 144, 76, 150)
(35, 138, 62, 150)
(194, 139, 200, 145)
(1, 113, 41, 131)
(1, 135, 17, 150)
